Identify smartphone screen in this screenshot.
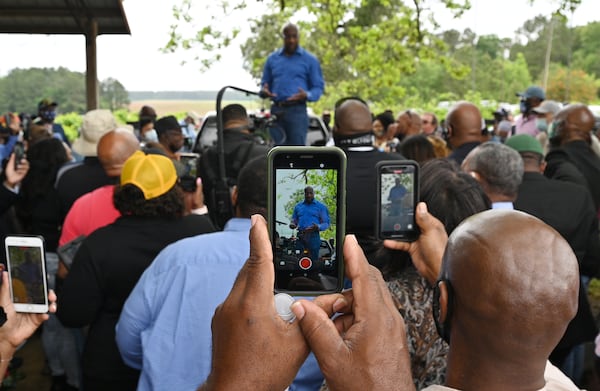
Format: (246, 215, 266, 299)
(268, 147, 346, 295)
(5, 236, 48, 313)
(179, 152, 199, 177)
(13, 142, 25, 170)
(376, 161, 420, 241)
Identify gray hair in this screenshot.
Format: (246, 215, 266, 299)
(464, 142, 524, 198)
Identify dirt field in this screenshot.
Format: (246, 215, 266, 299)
(128, 99, 266, 117)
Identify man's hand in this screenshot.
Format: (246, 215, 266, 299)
(200, 215, 308, 391)
(0, 271, 56, 358)
(383, 202, 448, 285)
(4, 153, 29, 189)
(291, 235, 416, 391)
(287, 87, 307, 102)
(261, 83, 276, 98)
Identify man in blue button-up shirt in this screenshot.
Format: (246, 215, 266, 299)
(290, 186, 330, 262)
(260, 23, 324, 146)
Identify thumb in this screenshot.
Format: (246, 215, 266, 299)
(292, 300, 345, 361)
(415, 202, 431, 230)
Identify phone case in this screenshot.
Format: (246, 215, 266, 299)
(375, 160, 420, 242)
(268, 146, 346, 295)
(5, 235, 49, 313)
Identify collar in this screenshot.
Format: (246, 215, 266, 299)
(277, 46, 304, 56)
(334, 131, 375, 148)
(492, 201, 514, 210)
(223, 217, 252, 232)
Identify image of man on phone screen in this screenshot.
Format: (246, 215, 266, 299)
(289, 186, 330, 262)
(388, 177, 408, 216)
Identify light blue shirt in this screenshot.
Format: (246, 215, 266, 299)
(492, 202, 514, 210)
(116, 218, 324, 391)
(261, 46, 324, 102)
(115, 218, 251, 390)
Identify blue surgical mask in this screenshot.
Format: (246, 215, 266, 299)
(143, 129, 158, 142)
(535, 118, 548, 133)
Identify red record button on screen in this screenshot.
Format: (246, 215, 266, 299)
(299, 257, 312, 270)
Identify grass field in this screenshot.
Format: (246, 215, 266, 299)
(128, 99, 268, 118)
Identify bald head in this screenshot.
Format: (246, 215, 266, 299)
(442, 210, 578, 362)
(333, 99, 372, 137)
(97, 129, 140, 177)
(552, 103, 595, 145)
(445, 102, 483, 148)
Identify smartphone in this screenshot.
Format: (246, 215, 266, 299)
(179, 152, 200, 192)
(13, 141, 25, 170)
(179, 152, 200, 178)
(268, 146, 346, 295)
(5, 236, 49, 313)
(376, 160, 420, 241)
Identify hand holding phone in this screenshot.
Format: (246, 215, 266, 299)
(376, 161, 420, 242)
(5, 236, 49, 313)
(268, 146, 346, 295)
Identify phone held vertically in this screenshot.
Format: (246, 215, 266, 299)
(268, 146, 346, 295)
(13, 141, 25, 170)
(5, 235, 49, 313)
(179, 152, 200, 192)
(376, 160, 420, 242)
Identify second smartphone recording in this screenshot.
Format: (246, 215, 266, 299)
(376, 160, 420, 242)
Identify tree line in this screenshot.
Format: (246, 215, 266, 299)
(0, 68, 129, 114)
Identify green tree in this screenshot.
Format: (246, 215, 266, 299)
(546, 64, 599, 102)
(100, 78, 130, 111)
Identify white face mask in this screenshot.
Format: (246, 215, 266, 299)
(143, 129, 158, 142)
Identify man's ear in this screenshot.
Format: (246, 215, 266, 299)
(468, 171, 481, 183)
(437, 280, 449, 324)
(231, 185, 238, 208)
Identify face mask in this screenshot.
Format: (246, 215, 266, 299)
(535, 118, 548, 133)
(143, 129, 158, 142)
(519, 100, 530, 114)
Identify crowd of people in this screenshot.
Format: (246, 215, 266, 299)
(0, 21, 599, 391)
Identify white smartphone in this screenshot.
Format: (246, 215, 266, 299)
(5, 236, 49, 313)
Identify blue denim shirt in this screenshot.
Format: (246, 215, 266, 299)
(261, 46, 324, 102)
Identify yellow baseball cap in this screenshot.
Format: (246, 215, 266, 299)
(120, 151, 177, 200)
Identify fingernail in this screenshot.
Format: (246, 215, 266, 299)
(196, 177, 202, 185)
(291, 301, 305, 320)
(332, 298, 347, 313)
(251, 214, 259, 227)
(417, 202, 427, 215)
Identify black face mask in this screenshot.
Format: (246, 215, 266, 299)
(333, 131, 375, 148)
(519, 99, 531, 114)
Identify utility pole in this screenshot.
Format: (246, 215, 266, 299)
(542, 16, 555, 91)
